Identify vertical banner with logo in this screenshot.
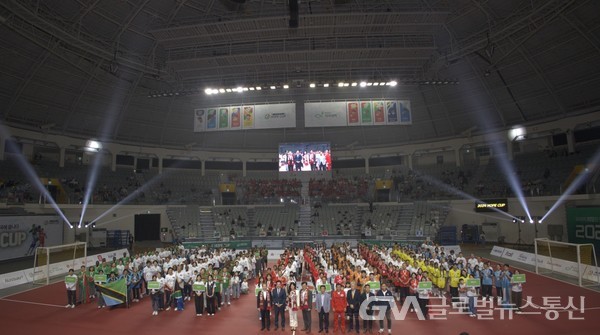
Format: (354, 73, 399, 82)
(243, 105, 255, 129)
(230, 106, 241, 129)
(360, 101, 373, 125)
(218, 108, 229, 129)
(193, 109, 205, 132)
(373, 101, 386, 125)
(347, 102, 360, 126)
(399, 100, 412, 124)
(386, 101, 398, 124)
(207, 108, 217, 130)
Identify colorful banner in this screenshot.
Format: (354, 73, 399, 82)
(304, 102, 347, 127)
(230, 106, 241, 128)
(347, 102, 360, 125)
(373, 101, 386, 125)
(96, 278, 127, 306)
(194, 103, 296, 132)
(386, 101, 398, 124)
(305, 99, 411, 128)
(567, 207, 600, 254)
(243, 106, 255, 129)
(207, 108, 217, 130)
(360, 101, 373, 125)
(218, 108, 229, 129)
(0, 215, 63, 262)
(193, 109, 205, 132)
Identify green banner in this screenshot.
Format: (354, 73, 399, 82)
(193, 284, 206, 292)
(65, 276, 77, 284)
(511, 274, 526, 284)
(255, 287, 262, 296)
(182, 240, 251, 249)
(94, 274, 107, 283)
(324, 283, 332, 292)
(466, 278, 481, 287)
(567, 207, 600, 257)
(367, 281, 380, 290)
(147, 281, 160, 289)
(418, 281, 432, 289)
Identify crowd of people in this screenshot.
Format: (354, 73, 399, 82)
(236, 179, 302, 204)
(309, 177, 370, 203)
(62, 242, 527, 333)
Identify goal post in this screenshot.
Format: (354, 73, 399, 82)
(534, 238, 600, 288)
(32, 242, 87, 286)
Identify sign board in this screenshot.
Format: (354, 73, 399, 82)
(418, 281, 432, 289)
(367, 281, 380, 290)
(94, 274, 107, 283)
(0, 215, 63, 262)
(193, 284, 206, 292)
(147, 281, 160, 289)
(65, 276, 77, 284)
(466, 278, 481, 287)
(475, 199, 508, 212)
(194, 103, 296, 132)
(511, 274, 526, 284)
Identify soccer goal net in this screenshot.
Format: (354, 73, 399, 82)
(534, 238, 600, 288)
(32, 242, 87, 285)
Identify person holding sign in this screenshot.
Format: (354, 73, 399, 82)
(94, 270, 107, 309)
(417, 274, 432, 319)
(376, 282, 393, 334)
(466, 277, 480, 317)
(148, 274, 162, 316)
(257, 282, 272, 331)
(331, 283, 347, 333)
(65, 269, 77, 308)
(511, 270, 524, 314)
(315, 284, 331, 333)
(193, 274, 206, 316)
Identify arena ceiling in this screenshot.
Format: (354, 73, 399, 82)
(0, 0, 599, 152)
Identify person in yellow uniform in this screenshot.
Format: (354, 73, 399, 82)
(448, 264, 461, 305)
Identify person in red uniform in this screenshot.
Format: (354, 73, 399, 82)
(331, 283, 347, 333)
(399, 264, 411, 304)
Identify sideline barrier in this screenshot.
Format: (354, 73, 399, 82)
(490, 245, 600, 283)
(0, 248, 129, 290)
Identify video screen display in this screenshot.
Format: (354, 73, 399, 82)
(279, 142, 331, 172)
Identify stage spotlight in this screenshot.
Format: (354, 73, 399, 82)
(84, 139, 102, 153)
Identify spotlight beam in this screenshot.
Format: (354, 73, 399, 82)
(418, 171, 519, 221)
(541, 148, 600, 222)
(78, 152, 104, 228)
(87, 164, 184, 225)
(0, 125, 72, 227)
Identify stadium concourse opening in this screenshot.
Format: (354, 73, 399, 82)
(2, 0, 600, 335)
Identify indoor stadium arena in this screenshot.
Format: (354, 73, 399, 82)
(0, 1, 599, 335)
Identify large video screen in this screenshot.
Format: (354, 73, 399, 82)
(278, 142, 331, 172)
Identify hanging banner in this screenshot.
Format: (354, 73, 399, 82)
(193, 102, 295, 132)
(373, 101, 386, 125)
(254, 103, 296, 129)
(193, 109, 206, 132)
(304, 102, 347, 127)
(305, 99, 412, 128)
(399, 100, 412, 124)
(360, 101, 373, 125)
(347, 102, 360, 126)
(230, 106, 241, 129)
